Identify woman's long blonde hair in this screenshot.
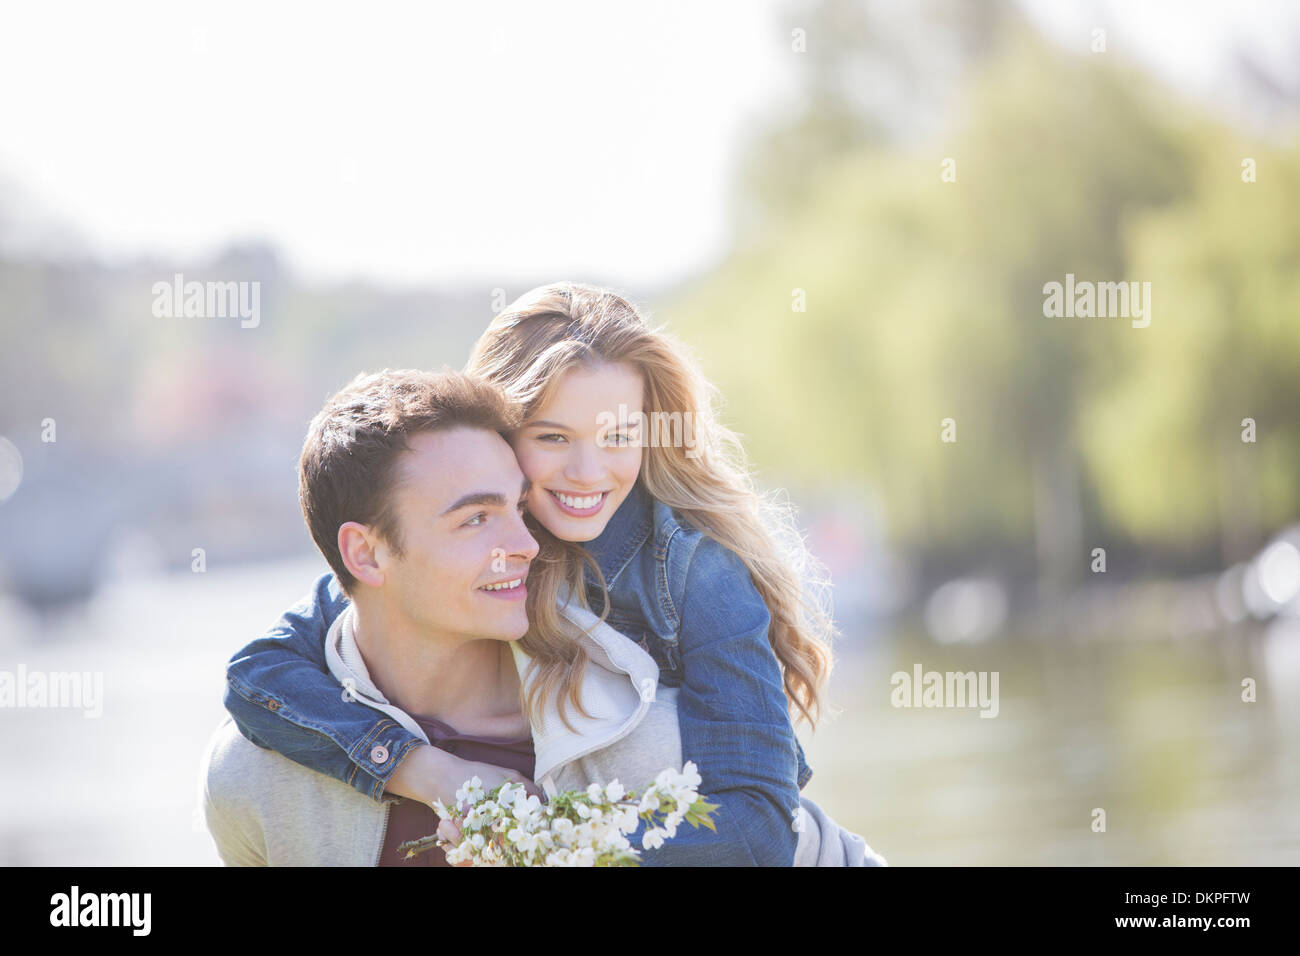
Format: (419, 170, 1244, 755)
(467, 282, 835, 731)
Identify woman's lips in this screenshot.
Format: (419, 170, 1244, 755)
(548, 489, 608, 517)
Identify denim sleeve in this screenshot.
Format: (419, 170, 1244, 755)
(223, 571, 425, 802)
(639, 538, 801, 867)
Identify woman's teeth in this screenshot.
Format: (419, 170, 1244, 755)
(480, 578, 522, 591)
(553, 491, 604, 510)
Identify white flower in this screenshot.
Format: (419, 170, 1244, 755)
(508, 827, 540, 853)
(429, 762, 708, 865)
(444, 844, 470, 865)
(552, 818, 575, 843)
(453, 776, 486, 811)
(605, 833, 629, 851)
(512, 791, 542, 822)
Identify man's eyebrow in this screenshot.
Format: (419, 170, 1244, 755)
(441, 478, 532, 517)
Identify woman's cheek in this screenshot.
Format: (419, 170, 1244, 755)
(621, 446, 644, 483)
(510, 442, 546, 483)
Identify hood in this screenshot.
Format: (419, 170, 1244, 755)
(324, 601, 661, 795)
(511, 600, 661, 794)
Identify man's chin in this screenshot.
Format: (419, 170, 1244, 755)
(492, 613, 532, 643)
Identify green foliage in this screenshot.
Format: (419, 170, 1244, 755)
(661, 21, 1299, 559)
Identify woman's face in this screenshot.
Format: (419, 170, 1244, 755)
(511, 361, 645, 542)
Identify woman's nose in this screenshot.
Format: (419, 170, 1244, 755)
(563, 442, 604, 485)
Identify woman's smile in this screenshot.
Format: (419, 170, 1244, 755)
(547, 489, 610, 517)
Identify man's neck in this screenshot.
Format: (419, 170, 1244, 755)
(350, 598, 519, 729)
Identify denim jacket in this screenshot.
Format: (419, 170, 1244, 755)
(224, 481, 811, 866)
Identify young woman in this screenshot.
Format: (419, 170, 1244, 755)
(224, 282, 839, 866)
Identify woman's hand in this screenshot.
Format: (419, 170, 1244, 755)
(386, 742, 541, 806)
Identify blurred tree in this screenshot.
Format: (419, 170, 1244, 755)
(664, 4, 1300, 601)
(1082, 136, 1300, 562)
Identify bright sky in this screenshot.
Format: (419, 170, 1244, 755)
(0, 0, 1294, 290)
(0, 0, 792, 289)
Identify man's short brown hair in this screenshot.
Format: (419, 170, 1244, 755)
(298, 368, 519, 593)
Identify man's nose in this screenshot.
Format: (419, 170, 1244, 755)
(508, 510, 540, 563)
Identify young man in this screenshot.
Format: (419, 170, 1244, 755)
(201, 368, 541, 866)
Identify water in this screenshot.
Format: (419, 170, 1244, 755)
(802, 630, 1300, 865)
(2, 558, 1296, 865)
(0, 556, 331, 866)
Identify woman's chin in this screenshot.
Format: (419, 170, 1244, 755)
(538, 507, 613, 542)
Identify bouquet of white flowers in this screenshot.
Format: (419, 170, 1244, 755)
(398, 762, 719, 867)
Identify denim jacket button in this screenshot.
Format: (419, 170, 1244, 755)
(370, 744, 389, 764)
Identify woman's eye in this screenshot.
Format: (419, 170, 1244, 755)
(463, 512, 487, 527)
(537, 433, 567, 444)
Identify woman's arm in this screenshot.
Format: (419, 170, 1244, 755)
(639, 537, 802, 867)
(226, 572, 543, 807)
(223, 572, 428, 801)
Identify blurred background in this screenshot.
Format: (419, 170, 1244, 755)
(1, 0, 1298, 865)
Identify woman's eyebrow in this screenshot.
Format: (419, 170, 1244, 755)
(525, 420, 571, 430)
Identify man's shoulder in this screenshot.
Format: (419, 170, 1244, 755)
(201, 717, 384, 867)
(203, 718, 286, 804)
(202, 717, 348, 805)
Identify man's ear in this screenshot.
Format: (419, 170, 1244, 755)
(338, 521, 385, 588)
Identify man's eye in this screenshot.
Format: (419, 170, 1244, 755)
(463, 512, 487, 527)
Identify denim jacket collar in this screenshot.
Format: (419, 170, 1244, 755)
(584, 480, 654, 591)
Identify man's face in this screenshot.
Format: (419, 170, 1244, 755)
(380, 426, 538, 644)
